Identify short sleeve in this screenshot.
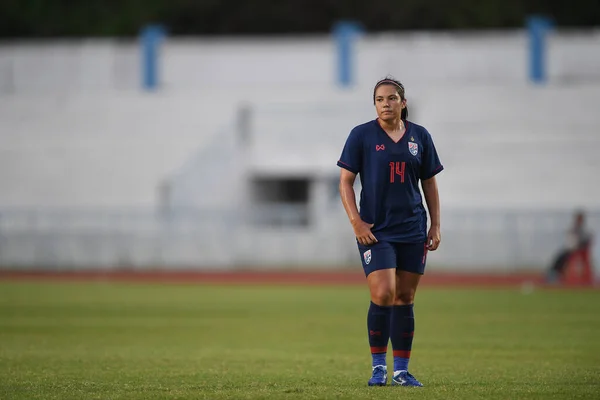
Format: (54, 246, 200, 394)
(420, 129, 444, 180)
(337, 128, 363, 174)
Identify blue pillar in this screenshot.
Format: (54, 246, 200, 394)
(332, 21, 363, 88)
(140, 25, 166, 91)
(527, 16, 553, 84)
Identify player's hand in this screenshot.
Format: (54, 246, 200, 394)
(352, 220, 378, 246)
(427, 225, 441, 251)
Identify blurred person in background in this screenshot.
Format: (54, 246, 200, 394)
(337, 77, 443, 387)
(546, 210, 594, 283)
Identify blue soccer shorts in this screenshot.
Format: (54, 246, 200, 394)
(357, 241, 428, 276)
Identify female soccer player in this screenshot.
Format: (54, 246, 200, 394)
(337, 77, 443, 387)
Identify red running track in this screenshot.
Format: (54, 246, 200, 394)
(0, 269, 578, 288)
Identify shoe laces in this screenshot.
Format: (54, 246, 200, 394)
(400, 371, 421, 385)
(372, 365, 387, 378)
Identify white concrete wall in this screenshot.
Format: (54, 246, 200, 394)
(1, 30, 600, 271)
(1, 30, 599, 94)
(2, 83, 600, 210)
(0, 92, 220, 208)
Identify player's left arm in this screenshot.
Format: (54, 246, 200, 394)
(419, 128, 443, 251)
(422, 176, 441, 251)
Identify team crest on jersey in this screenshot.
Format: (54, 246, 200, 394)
(408, 142, 419, 156)
(363, 249, 372, 265)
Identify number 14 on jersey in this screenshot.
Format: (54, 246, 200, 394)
(389, 161, 406, 183)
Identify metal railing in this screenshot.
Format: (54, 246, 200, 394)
(0, 207, 597, 273)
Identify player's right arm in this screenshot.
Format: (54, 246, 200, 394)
(337, 126, 377, 245)
(339, 168, 377, 246)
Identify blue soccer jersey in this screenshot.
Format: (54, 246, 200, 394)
(337, 119, 443, 243)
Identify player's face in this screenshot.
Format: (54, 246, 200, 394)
(374, 85, 406, 122)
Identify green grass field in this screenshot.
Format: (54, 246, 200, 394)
(0, 281, 599, 399)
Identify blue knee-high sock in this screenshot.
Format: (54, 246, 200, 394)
(367, 301, 391, 367)
(390, 304, 414, 372)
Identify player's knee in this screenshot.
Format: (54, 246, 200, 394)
(371, 286, 394, 306)
(395, 290, 415, 305)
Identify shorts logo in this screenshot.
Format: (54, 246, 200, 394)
(363, 249, 372, 265)
(408, 142, 418, 156)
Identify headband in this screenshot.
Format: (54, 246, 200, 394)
(375, 80, 403, 89)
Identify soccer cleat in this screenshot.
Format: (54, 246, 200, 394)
(368, 365, 387, 386)
(391, 370, 423, 387)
